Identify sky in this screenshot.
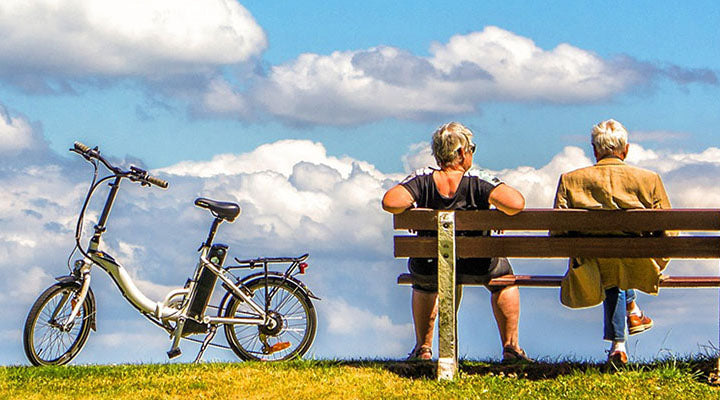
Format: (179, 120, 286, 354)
(1, 0, 719, 365)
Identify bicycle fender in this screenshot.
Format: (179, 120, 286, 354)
(54, 275, 98, 331)
(216, 271, 320, 315)
(239, 272, 321, 301)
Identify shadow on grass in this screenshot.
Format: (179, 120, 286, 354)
(333, 356, 719, 383)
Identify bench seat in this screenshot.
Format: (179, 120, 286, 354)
(397, 273, 720, 288)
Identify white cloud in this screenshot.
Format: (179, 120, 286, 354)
(3, 266, 54, 304)
(320, 297, 412, 355)
(402, 142, 437, 173)
(0, 0, 266, 80)
(196, 26, 715, 125)
(158, 139, 382, 179)
(0, 106, 35, 153)
(225, 26, 655, 125)
(495, 146, 593, 207)
(201, 77, 253, 117)
(323, 298, 411, 336)
(429, 27, 637, 101)
(92, 331, 166, 349)
(0, 329, 20, 342)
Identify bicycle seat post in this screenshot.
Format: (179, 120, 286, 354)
(203, 217, 223, 248)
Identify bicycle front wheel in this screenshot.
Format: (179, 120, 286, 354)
(23, 282, 93, 366)
(224, 276, 317, 361)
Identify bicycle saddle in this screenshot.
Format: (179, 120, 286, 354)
(194, 198, 241, 222)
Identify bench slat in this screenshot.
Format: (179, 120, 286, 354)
(396, 273, 720, 288)
(394, 209, 720, 231)
(394, 236, 720, 258)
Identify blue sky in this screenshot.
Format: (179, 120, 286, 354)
(1, 1, 719, 365)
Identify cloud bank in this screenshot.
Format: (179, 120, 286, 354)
(200, 26, 717, 125)
(0, 6, 714, 124)
(2, 107, 720, 364)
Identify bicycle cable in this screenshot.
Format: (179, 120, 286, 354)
(66, 158, 98, 271)
(67, 158, 119, 270)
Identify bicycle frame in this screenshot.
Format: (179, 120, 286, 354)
(62, 172, 280, 357)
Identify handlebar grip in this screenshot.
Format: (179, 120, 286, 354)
(74, 141, 91, 153)
(147, 175, 169, 189)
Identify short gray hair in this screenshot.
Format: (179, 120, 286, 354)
(591, 119, 628, 157)
(431, 122, 474, 167)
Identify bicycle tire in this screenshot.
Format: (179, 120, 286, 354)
(23, 282, 93, 366)
(223, 276, 317, 361)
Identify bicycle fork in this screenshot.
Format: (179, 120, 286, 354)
(63, 261, 93, 331)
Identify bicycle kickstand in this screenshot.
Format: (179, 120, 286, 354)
(194, 325, 218, 363)
(167, 317, 186, 359)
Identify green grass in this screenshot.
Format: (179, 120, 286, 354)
(1, 357, 719, 400)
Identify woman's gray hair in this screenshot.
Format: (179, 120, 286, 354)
(591, 119, 628, 157)
(431, 122, 474, 167)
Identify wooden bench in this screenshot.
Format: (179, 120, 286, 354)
(392, 209, 720, 380)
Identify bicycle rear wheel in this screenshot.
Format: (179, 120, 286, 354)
(23, 282, 93, 366)
(224, 276, 317, 361)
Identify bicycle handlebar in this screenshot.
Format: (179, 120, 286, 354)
(72, 141, 169, 189)
(74, 141, 91, 153)
(146, 175, 169, 189)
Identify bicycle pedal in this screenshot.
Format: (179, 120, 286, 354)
(264, 341, 291, 354)
(167, 347, 182, 359)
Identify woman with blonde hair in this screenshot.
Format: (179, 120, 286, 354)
(383, 122, 531, 362)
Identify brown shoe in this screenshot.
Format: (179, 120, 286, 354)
(607, 350, 628, 367)
(502, 346, 535, 363)
(406, 345, 432, 361)
(628, 312, 653, 335)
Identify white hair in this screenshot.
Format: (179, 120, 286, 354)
(431, 122, 474, 167)
(591, 119, 628, 157)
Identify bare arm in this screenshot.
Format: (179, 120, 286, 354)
(489, 183, 525, 215)
(382, 184, 415, 214)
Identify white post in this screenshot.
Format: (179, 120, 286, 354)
(437, 211, 457, 380)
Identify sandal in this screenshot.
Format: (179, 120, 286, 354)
(406, 345, 432, 361)
(502, 346, 534, 363)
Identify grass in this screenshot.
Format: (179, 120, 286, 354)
(1, 357, 719, 400)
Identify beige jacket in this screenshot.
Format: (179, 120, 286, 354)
(553, 157, 672, 308)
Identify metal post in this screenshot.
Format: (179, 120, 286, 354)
(713, 259, 720, 384)
(711, 259, 720, 385)
(437, 211, 457, 380)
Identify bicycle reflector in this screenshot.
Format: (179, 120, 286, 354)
(299, 262, 308, 274)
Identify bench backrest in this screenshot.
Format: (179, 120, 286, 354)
(393, 209, 720, 259)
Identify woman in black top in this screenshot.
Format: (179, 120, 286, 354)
(383, 122, 531, 362)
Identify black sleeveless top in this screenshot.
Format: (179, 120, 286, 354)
(400, 167, 503, 268)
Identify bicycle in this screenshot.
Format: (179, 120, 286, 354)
(23, 142, 319, 366)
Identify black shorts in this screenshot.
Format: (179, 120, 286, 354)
(408, 257, 513, 293)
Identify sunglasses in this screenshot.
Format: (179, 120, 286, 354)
(459, 143, 476, 154)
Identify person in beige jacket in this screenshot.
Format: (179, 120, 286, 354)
(553, 119, 672, 366)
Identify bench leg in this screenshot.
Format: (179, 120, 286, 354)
(437, 211, 457, 380)
(712, 275, 720, 385)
